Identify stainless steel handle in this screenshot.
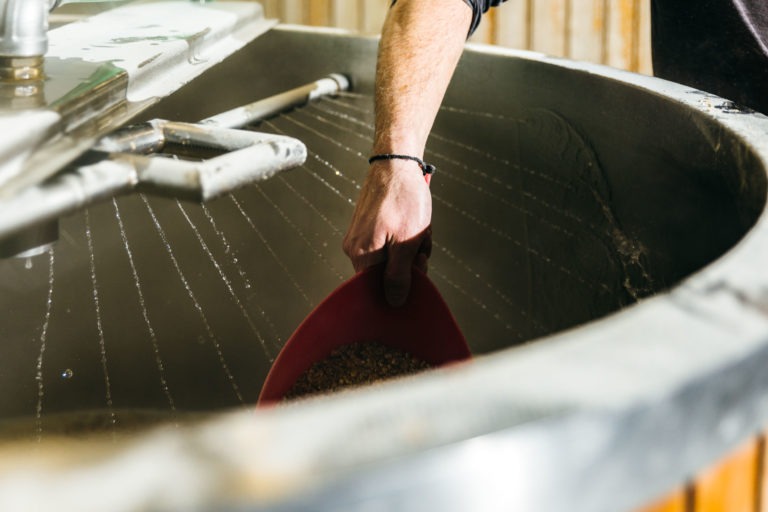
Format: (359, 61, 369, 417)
(0, 120, 306, 240)
(0, 73, 351, 244)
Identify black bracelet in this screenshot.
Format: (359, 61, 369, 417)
(368, 154, 436, 176)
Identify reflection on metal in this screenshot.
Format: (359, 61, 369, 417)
(0, 72, 354, 251)
(202, 73, 350, 128)
(0, 220, 57, 258)
(0, 0, 276, 258)
(0, 0, 276, 198)
(0, 0, 48, 58)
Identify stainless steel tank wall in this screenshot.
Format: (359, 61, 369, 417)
(0, 27, 766, 429)
(1, 26, 768, 512)
(144, 26, 767, 349)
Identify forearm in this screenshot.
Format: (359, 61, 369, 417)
(372, 0, 473, 157)
(343, 0, 474, 305)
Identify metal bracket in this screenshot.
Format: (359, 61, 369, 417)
(0, 120, 306, 241)
(96, 119, 307, 201)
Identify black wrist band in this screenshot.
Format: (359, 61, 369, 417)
(368, 154, 436, 176)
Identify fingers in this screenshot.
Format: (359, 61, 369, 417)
(384, 238, 421, 307)
(346, 227, 432, 306)
(416, 226, 432, 275)
(342, 158, 433, 304)
(348, 246, 386, 273)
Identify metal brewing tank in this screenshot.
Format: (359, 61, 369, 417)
(1, 25, 768, 512)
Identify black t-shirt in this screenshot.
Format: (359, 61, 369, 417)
(651, 0, 768, 114)
(464, 0, 768, 114)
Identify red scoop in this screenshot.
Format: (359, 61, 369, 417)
(257, 264, 471, 405)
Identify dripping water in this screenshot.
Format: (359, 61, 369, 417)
(230, 195, 313, 307)
(113, 198, 177, 413)
(84, 210, 117, 434)
(34, 248, 54, 442)
(141, 196, 245, 404)
(200, 203, 283, 346)
(252, 185, 345, 282)
(176, 199, 276, 363)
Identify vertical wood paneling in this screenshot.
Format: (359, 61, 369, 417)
(569, 0, 605, 63)
(634, 489, 686, 512)
(606, 0, 638, 70)
(260, 0, 279, 19)
(281, 0, 305, 24)
(361, 0, 389, 35)
(494, 0, 529, 49)
(469, 11, 496, 44)
(308, 0, 330, 26)
(469, 7, 494, 44)
(531, 0, 568, 56)
(268, 1, 653, 72)
(694, 438, 760, 512)
(331, 0, 360, 30)
(758, 434, 768, 512)
(637, 0, 653, 75)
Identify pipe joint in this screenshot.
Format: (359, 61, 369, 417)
(0, 0, 49, 59)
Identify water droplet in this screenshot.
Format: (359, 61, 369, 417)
(24, 258, 32, 270)
(61, 369, 73, 379)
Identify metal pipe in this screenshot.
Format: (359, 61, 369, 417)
(0, 120, 307, 240)
(0, 0, 49, 58)
(201, 73, 350, 129)
(0, 75, 348, 245)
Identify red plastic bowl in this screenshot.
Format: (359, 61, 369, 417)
(257, 265, 471, 405)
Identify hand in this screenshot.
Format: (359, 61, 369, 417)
(343, 160, 432, 306)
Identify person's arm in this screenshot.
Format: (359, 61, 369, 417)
(342, 0, 473, 306)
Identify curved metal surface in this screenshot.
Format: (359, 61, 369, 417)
(0, 0, 275, 197)
(0, 26, 767, 512)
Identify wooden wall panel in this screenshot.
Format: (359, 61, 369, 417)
(531, 0, 568, 57)
(606, 0, 640, 71)
(331, 0, 360, 30)
(264, 0, 653, 74)
(260, 0, 278, 19)
(760, 433, 768, 512)
(493, 0, 530, 50)
(469, 6, 495, 44)
(569, 0, 605, 64)
(635, 490, 686, 512)
(281, 0, 305, 24)
(308, 0, 330, 26)
(637, 0, 653, 75)
(360, 0, 389, 35)
(693, 438, 760, 512)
